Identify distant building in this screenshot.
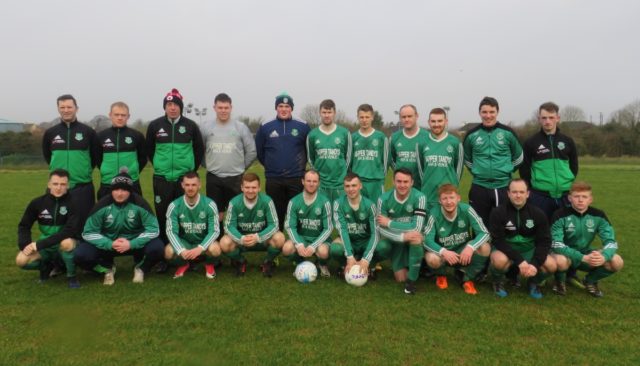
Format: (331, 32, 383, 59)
(0, 118, 24, 133)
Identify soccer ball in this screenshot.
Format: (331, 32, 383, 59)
(294, 261, 318, 283)
(345, 265, 368, 287)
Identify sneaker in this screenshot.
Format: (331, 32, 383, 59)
(528, 283, 543, 299)
(368, 268, 377, 281)
(463, 280, 478, 295)
(493, 281, 508, 298)
(569, 274, 586, 289)
(318, 264, 331, 278)
(205, 264, 216, 279)
(50, 265, 65, 278)
(510, 277, 522, 289)
(404, 280, 417, 295)
(375, 263, 383, 271)
(103, 266, 116, 286)
(155, 261, 169, 274)
(132, 267, 145, 283)
(476, 272, 488, 283)
(261, 260, 274, 278)
(173, 263, 190, 279)
(67, 276, 81, 289)
(234, 260, 246, 277)
(337, 266, 345, 279)
(552, 280, 567, 296)
(435, 276, 448, 290)
(584, 281, 604, 298)
(39, 262, 53, 283)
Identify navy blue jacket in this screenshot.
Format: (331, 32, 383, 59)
(255, 117, 310, 178)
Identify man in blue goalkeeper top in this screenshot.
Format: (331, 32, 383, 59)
(165, 171, 221, 280)
(550, 181, 623, 297)
(377, 168, 427, 295)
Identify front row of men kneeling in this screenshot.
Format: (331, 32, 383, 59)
(16, 168, 623, 298)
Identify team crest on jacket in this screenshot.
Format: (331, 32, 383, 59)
(125, 136, 133, 144)
(314, 207, 322, 215)
(525, 219, 534, 228)
(372, 139, 379, 147)
(199, 211, 206, 219)
(359, 212, 366, 220)
(406, 204, 413, 212)
(291, 128, 299, 136)
(557, 142, 565, 150)
(257, 210, 264, 217)
(128, 210, 135, 219)
(75, 133, 83, 141)
(458, 220, 465, 228)
(447, 145, 454, 153)
(59, 206, 68, 215)
(155, 196, 161, 203)
(178, 126, 186, 134)
(334, 137, 341, 144)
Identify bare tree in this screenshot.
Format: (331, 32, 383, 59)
(561, 105, 587, 122)
(299, 104, 355, 129)
(612, 99, 640, 130)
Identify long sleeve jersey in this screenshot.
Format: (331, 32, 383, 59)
(146, 116, 204, 182)
(42, 120, 98, 187)
(306, 124, 352, 190)
(389, 128, 430, 187)
(377, 188, 427, 242)
(489, 201, 551, 269)
(520, 128, 578, 198)
(463, 122, 523, 189)
(551, 206, 618, 263)
(224, 193, 279, 244)
(333, 195, 379, 262)
(17, 191, 78, 251)
(97, 126, 147, 184)
(423, 202, 489, 254)
(201, 119, 257, 177)
(255, 117, 310, 178)
(166, 194, 220, 254)
(82, 193, 159, 250)
(285, 192, 333, 249)
(350, 129, 389, 182)
(417, 132, 464, 206)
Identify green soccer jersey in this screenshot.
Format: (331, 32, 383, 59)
(307, 125, 352, 190)
(285, 192, 333, 249)
(224, 192, 279, 244)
(166, 194, 220, 254)
(417, 132, 464, 206)
(333, 195, 379, 262)
(351, 129, 389, 182)
(423, 202, 489, 253)
(551, 206, 618, 263)
(377, 188, 427, 242)
(390, 128, 429, 188)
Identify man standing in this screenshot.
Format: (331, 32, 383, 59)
(330, 173, 390, 279)
(389, 104, 429, 188)
(550, 181, 624, 297)
(350, 103, 389, 202)
(16, 169, 80, 288)
(463, 97, 523, 225)
(219, 173, 285, 277)
(306, 99, 352, 203)
(42, 94, 98, 224)
(423, 184, 490, 295)
(201, 93, 256, 234)
(96, 101, 147, 199)
(417, 107, 463, 210)
(165, 171, 221, 279)
(520, 102, 579, 219)
(255, 93, 310, 230)
(282, 170, 333, 277)
(75, 170, 164, 285)
(146, 88, 204, 251)
(377, 168, 427, 295)
(488, 179, 556, 299)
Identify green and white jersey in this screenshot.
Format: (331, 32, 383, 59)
(423, 202, 489, 253)
(417, 132, 463, 206)
(377, 188, 427, 242)
(166, 194, 220, 254)
(389, 128, 430, 187)
(350, 129, 389, 182)
(307, 124, 352, 190)
(333, 195, 378, 262)
(285, 192, 333, 249)
(224, 192, 279, 244)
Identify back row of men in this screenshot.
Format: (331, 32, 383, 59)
(18, 90, 622, 296)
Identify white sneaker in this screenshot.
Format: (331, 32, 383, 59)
(318, 264, 331, 278)
(103, 266, 116, 286)
(132, 267, 145, 283)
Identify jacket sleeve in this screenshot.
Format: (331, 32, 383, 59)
(309, 201, 333, 249)
(389, 135, 397, 170)
(88, 127, 100, 169)
(241, 124, 257, 169)
(333, 201, 354, 258)
(42, 129, 52, 164)
(377, 196, 405, 242)
(166, 201, 186, 254)
(388, 194, 427, 232)
(82, 208, 113, 250)
(489, 207, 525, 265)
(36, 200, 80, 250)
(519, 139, 532, 185)
(223, 201, 243, 243)
(17, 199, 38, 250)
(569, 138, 579, 178)
(462, 134, 473, 170)
(416, 143, 425, 182)
(136, 131, 148, 172)
(422, 215, 443, 253)
(306, 134, 316, 168)
(532, 208, 551, 268)
(467, 206, 490, 250)
(199, 201, 220, 250)
(95, 132, 104, 171)
(455, 141, 464, 182)
(257, 199, 278, 243)
(383, 137, 390, 177)
(345, 132, 352, 171)
(284, 200, 304, 247)
(129, 205, 159, 249)
(550, 216, 585, 265)
(510, 132, 524, 170)
(362, 202, 379, 263)
(597, 214, 618, 261)
(255, 126, 265, 166)
(192, 124, 205, 170)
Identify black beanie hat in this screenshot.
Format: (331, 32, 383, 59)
(275, 93, 294, 109)
(163, 88, 184, 112)
(111, 168, 134, 192)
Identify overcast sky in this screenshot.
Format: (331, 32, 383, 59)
(2, 0, 638, 127)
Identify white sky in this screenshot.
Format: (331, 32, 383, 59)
(1, 0, 638, 127)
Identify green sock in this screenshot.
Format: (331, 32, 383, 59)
(465, 254, 488, 281)
(434, 265, 446, 276)
(408, 245, 424, 281)
(61, 250, 76, 277)
(585, 267, 614, 283)
(532, 270, 549, 285)
(489, 265, 506, 283)
(265, 245, 281, 262)
(22, 260, 41, 271)
(225, 247, 243, 262)
(555, 271, 567, 282)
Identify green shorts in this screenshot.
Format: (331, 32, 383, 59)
(386, 239, 409, 272)
(360, 180, 384, 203)
(320, 186, 343, 203)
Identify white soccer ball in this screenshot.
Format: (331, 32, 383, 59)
(294, 261, 318, 284)
(345, 265, 368, 287)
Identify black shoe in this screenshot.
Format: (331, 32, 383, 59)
(454, 269, 464, 284)
(234, 260, 246, 277)
(493, 281, 508, 298)
(67, 276, 81, 289)
(552, 280, 567, 296)
(404, 280, 417, 295)
(337, 266, 345, 279)
(584, 281, 603, 298)
(261, 260, 274, 278)
(155, 261, 169, 274)
(510, 277, 522, 289)
(39, 263, 53, 283)
(368, 268, 378, 281)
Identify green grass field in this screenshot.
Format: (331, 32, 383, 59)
(1, 165, 639, 365)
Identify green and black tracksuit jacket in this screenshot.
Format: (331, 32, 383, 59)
(97, 126, 147, 184)
(520, 128, 578, 198)
(145, 116, 204, 182)
(17, 191, 79, 251)
(42, 121, 98, 188)
(489, 201, 551, 269)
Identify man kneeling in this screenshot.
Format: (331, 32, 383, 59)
(165, 171, 221, 279)
(75, 170, 163, 285)
(423, 184, 490, 295)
